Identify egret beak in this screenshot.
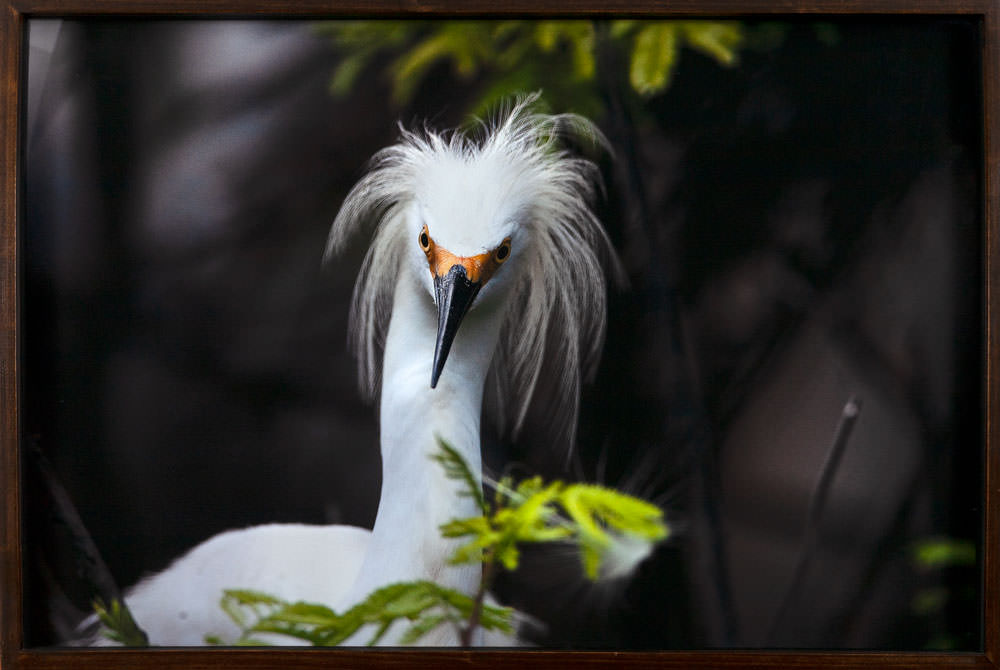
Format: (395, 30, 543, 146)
(431, 265, 482, 388)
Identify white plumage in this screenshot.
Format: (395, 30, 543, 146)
(90, 94, 620, 646)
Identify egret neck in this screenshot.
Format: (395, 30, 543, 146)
(341, 269, 506, 606)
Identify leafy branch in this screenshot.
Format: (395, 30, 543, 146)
(440, 438, 669, 645)
(438, 439, 668, 582)
(207, 582, 513, 646)
(314, 20, 747, 117)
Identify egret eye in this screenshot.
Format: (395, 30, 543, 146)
(419, 225, 431, 252)
(494, 238, 511, 264)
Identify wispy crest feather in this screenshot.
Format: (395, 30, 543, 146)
(326, 93, 622, 449)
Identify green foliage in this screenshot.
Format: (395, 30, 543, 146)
(534, 21, 596, 80)
(627, 23, 679, 96)
(909, 536, 978, 650)
(679, 22, 744, 66)
(432, 439, 488, 514)
(613, 20, 743, 97)
(389, 23, 496, 107)
(93, 597, 149, 647)
(437, 438, 669, 580)
(560, 483, 669, 578)
(211, 582, 513, 646)
(312, 21, 413, 98)
(913, 538, 976, 569)
(314, 19, 747, 117)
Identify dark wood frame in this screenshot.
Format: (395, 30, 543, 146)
(1, 1, 997, 668)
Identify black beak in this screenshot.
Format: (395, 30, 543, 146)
(431, 265, 482, 388)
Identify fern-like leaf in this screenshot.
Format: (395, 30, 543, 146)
(433, 438, 488, 513)
(93, 597, 149, 647)
(217, 581, 512, 646)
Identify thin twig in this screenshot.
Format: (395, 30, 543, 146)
(766, 395, 862, 643)
(461, 554, 497, 646)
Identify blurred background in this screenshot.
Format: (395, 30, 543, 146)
(22, 17, 983, 649)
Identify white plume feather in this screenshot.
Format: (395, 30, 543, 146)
(326, 93, 623, 449)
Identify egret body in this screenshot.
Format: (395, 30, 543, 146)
(90, 96, 618, 646)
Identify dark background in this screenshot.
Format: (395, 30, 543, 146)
(22, 17, 983, 649)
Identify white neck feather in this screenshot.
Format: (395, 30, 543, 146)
(341, 273, 505, 607)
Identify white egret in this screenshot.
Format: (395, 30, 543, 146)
(89, 94, 620, 646)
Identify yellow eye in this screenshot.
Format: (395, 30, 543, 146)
(494, 238, 511, 264)
(419, 225, 431, 252)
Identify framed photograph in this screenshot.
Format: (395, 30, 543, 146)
(2, 1, 997, 668)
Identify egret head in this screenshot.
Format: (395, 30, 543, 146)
(326, 93, 623, 447)
(410, 206, 513, 387)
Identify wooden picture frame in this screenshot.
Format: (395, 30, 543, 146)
(2, 2, 997, 668)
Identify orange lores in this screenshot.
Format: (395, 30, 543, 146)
(419, 224, 511, 284)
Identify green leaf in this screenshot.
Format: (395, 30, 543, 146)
(328, 51, 375, 97)
(630, 23, 679, 96)
(494, 475, 516, 507)
(514, 476, 546, 500)
(530, 22, 595, 81)
(389, 23, 494, 105)
(579, 535, 604, 580)
(390, 31, 457, 104)
(220, 590, 338, 646)
(433, 438, 488, 514)
(913, 538, 976, 568)
(502, 483, 566, 546)
(495, 542, 521, 571)
(366, 619, 394, 646)
(448, 542, 488, 566)
(439, 515, 493, 538)
(557, 484, 667, 579)
(267, 602, 340, 626)
(609, 20, 638, 39)
(400, 613, 450, 644)
(441, 515, 501, 566)
(567, 23, 596, 81)
(478, 600, 516, 632)
(534, 22, 560, 52)
(223, 589, 286, 607)
(560, 484, 668, 541)
(680, 21, 744, 67)
(93, 597, 150, 647)
(220, 589, 288, 633)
